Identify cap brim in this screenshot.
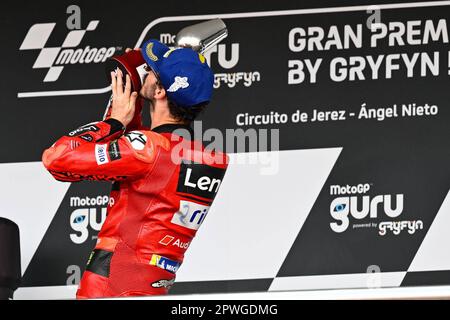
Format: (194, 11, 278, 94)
(140, 39, 170, 74)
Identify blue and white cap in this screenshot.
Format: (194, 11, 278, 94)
(140, 39, 214, 108)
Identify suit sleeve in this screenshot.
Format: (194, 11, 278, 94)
(42, 119, 158, 182)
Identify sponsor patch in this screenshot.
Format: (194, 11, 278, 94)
(68, 124, 99, 137)
(159, 235, 175, 246)
(125, 131, 147, 150)
(198, 53, 206, 64)
(95, 144, 109, 165)
(177, 161, 226, 200)
(163, 47, 179, 58)
(159, 234, 190, 249)
(108, 140, 121, 161)
(149, 254, 181, 274)
(151, 279, 175, 289)
(48, 170, 127, 181)
(167, 76, 189, 92)
(85, 249, 113, 277)
(146, 42, 158, 61)
(80, 134, 93, 142)
(171, 200, 210, 231)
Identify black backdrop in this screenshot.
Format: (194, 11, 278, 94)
(1, 0, 450, 297)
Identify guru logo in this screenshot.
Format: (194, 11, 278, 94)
(69, 196, 111, 244)
(70, 208, 106, 244)
(19, 20, 116, 82)
(329, 184, 404, 233)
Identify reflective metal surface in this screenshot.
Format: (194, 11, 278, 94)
(175, 18, 228, 53)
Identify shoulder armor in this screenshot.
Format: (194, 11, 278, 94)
(124, 130, 170, 163)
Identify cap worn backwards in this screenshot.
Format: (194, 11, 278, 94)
(140, 39, 214, 108)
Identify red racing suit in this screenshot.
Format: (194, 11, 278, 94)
(42, 118, 228, 298)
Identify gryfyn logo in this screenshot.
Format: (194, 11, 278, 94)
(19, 7, 116, 82)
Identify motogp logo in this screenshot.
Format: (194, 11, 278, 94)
(19, 21, 116, 82)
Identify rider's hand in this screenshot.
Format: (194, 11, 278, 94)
(110, 68, 138, 127)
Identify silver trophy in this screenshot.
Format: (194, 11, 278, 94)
(104, 18, 228, 129)
(175, 18, 228, 54)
